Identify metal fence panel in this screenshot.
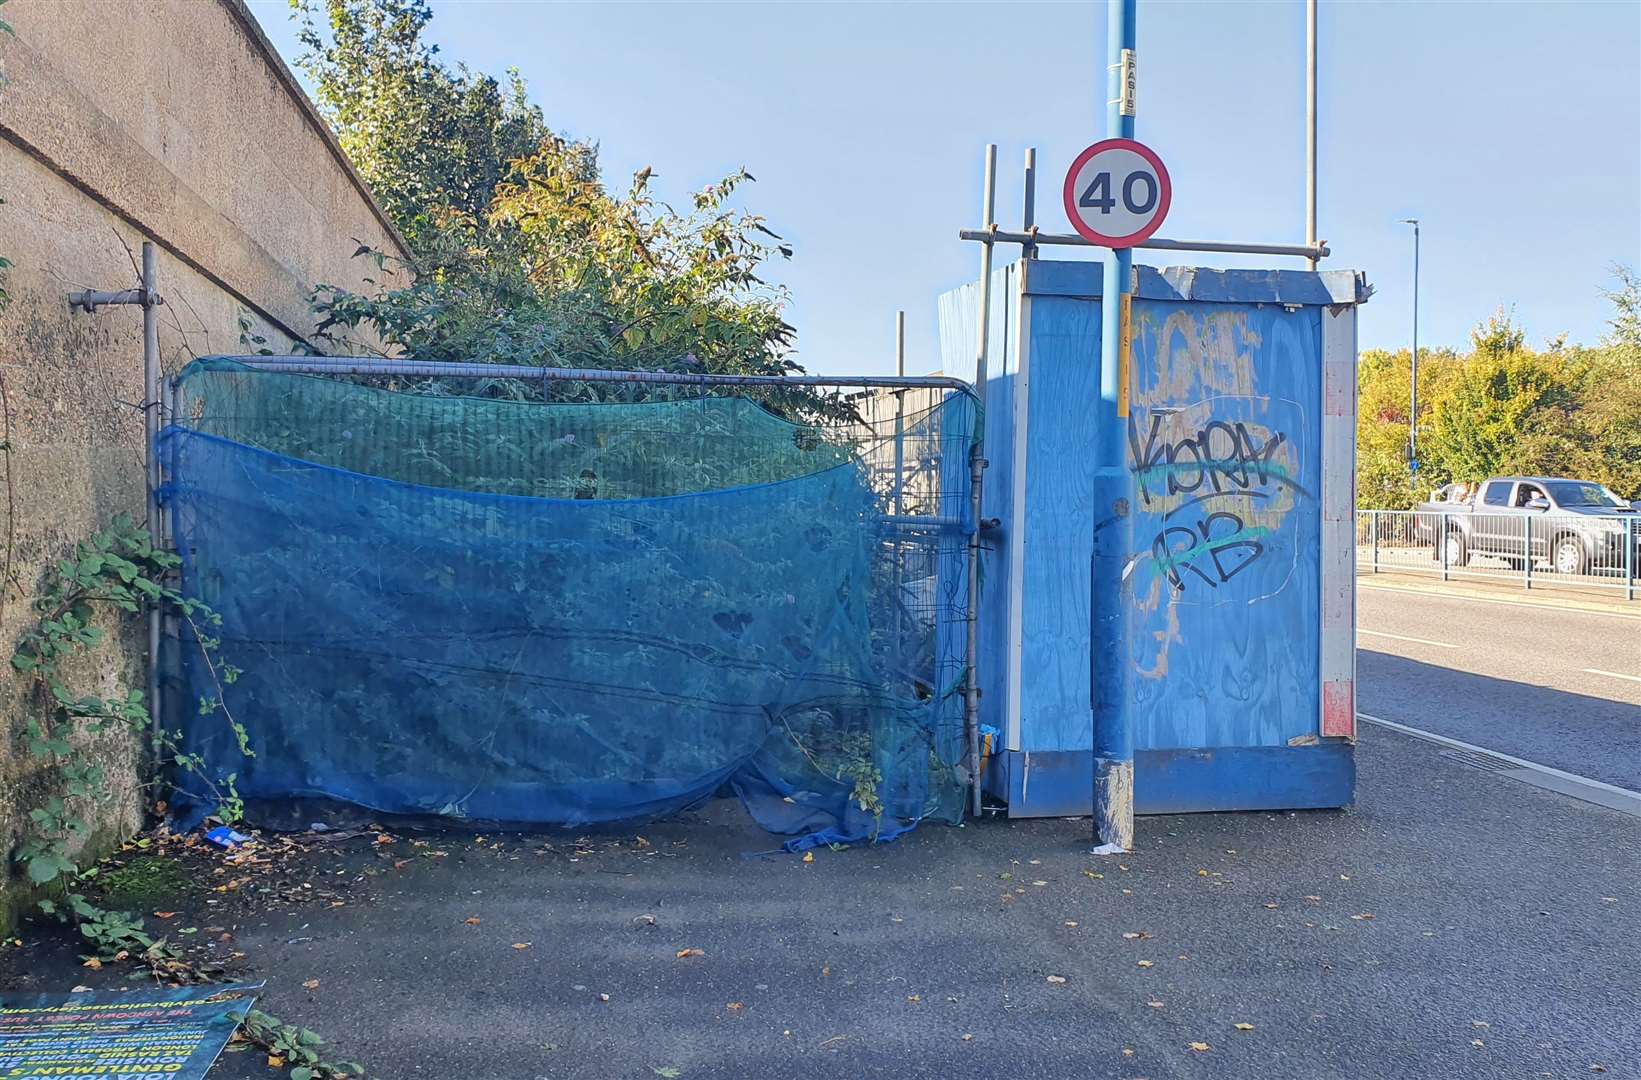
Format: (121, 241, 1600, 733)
(1356, 509, 1639, 599)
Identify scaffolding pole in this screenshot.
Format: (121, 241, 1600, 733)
(224, 356, 977, 396)
(69, 241, 166, 763)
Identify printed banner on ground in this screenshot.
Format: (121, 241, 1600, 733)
(0, 982, 262, 1080)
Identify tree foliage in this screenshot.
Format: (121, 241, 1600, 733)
(292, 0, 799, 391)
(1359, 278, 1641, 507)
(292, 0, 552, 254)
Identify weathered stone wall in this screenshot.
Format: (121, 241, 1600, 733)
(0, 0, 406, 930)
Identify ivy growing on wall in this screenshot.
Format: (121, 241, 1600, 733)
(10, 515, 249, 889)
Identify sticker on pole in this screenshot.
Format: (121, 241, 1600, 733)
(1062, 138, 1171, 248)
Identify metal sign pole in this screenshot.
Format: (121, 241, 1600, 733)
(1091, 0, 1138, 853)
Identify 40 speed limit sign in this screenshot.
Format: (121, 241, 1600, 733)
(1062, 138, 1171, 248)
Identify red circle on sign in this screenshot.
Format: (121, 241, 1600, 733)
(1061, 138, 1172, 248)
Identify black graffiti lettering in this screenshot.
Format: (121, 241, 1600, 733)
(1149, 509, 1267, 594)
(1200, 510, 1264, 584)
(1151, 524, 1217, 591)
(1129, 412, 1288, 506)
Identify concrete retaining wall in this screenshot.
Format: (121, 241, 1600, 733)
(0, 0, 407, 930)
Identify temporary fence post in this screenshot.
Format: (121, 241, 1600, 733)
(1523, 516, 1532, 590)
(964, 145, 997, 818)
(893, 311, 906, 668)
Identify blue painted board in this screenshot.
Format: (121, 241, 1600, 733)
(984, 744, 1355, 816)
(1017, 293, 1103, 752)
(940, 259, 1349, 815)
(1126, 300, 1323, 750)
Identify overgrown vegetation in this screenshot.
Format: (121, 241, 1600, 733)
(1358, 270, 1641, 508)
(8, 518, 258, 989)
(9, 516, 246, 889)
(291, 0, 808, 409)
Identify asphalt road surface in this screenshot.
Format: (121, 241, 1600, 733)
(19, 726, 1627, 1080)
(1356, 581, 1641, 790)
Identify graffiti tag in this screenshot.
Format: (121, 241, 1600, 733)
(1129, 410, 1294, 594)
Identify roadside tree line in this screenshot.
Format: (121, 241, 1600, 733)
(1357, 272, 1640, 509)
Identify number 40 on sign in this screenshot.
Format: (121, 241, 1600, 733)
(1062, 138, 1172, 249)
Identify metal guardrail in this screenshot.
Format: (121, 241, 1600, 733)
(1356, 509, 1639, 600)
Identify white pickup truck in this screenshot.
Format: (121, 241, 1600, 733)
(1415, 476, 1639, 575)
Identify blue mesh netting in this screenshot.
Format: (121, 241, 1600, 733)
(160, 360, 976, 848)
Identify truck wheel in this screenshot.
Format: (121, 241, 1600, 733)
(1552, 535, 1587, 575)
(1443, 530, 1469, 568)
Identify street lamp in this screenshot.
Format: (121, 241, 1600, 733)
(1400, 218, 1420, 474)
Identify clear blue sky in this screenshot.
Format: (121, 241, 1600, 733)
(249, 0, 1641, 377)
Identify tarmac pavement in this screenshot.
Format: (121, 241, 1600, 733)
(171, 722, 1640, 1080)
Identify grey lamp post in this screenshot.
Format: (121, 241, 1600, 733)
(1400, 218, 1420, 473)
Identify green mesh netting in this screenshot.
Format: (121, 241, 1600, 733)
(162, 359, 977, 848)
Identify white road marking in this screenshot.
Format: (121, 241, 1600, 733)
(1358, 629, 1457, 649)
(1583, 668, 1641, 685)
(1357, 580, 1641, 621)
(1358, 712, 1641, 816)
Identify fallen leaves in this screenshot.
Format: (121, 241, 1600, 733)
(1234, 1023, 1255, 1031)
(1304, 895, 1322, 902)
(1189, 1042, 1212, 1052)
(1136, 960, 1154, 968)
(81, 958, 102, 970)
(463, 917, 482, 926)
(302, 979, 320, 990)
(1147, 1001, 1165, 1009)
(802, 852, 814, 864)
(152, 911, 177, 920)
(1046, 975, 1067, 984)
(633, 913, 657, 927)
(651, 1068, 680, 1079)
(511, 942, 532, 950)
(1472, 1039, 1485, 1049)
(675, 948, 705, 960)
(1350, 913, 1376, 921)
(726, 1002, 744, 1013)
